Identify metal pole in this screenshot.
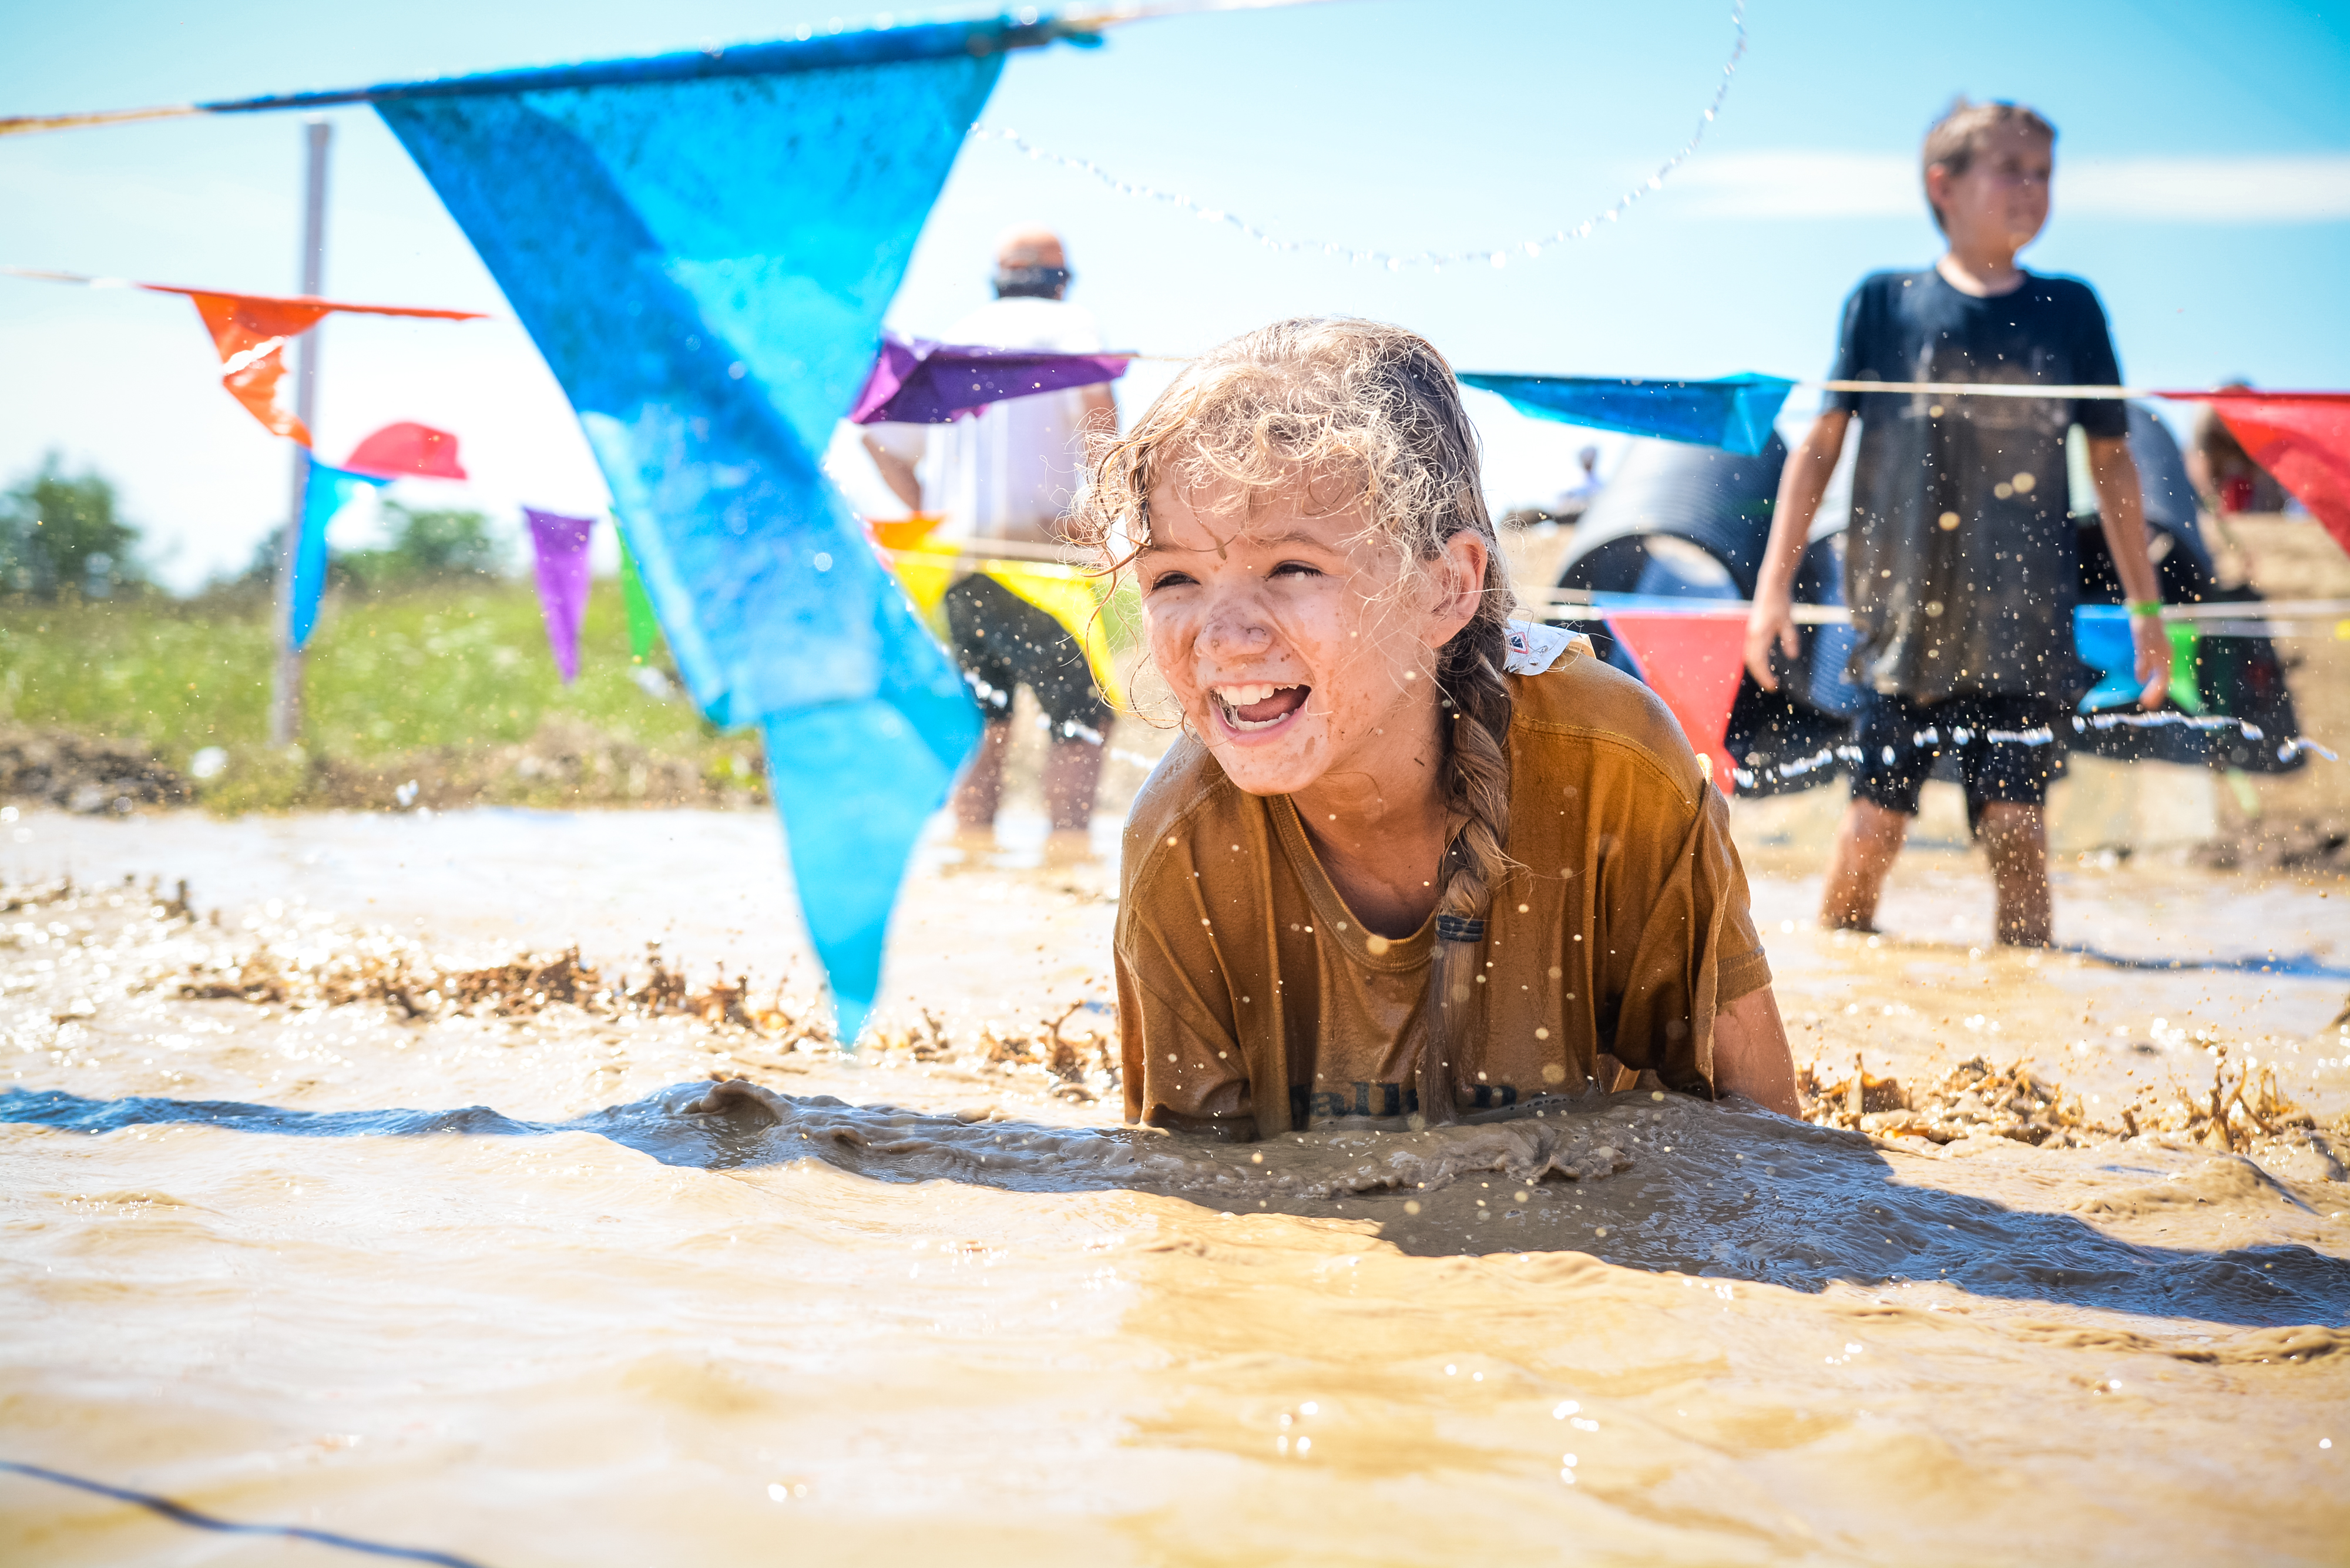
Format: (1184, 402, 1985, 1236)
(268, 116, 331, 748)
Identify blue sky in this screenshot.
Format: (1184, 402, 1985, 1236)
(2, 0, 2345, 589)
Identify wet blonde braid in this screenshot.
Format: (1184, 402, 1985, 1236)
(1419, 561, 1515, 1127)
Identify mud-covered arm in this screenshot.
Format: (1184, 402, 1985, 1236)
(1711, 986, 1801, 1116)
(1604, 784, 1772, 1097)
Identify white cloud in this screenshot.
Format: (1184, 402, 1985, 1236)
(1673, 151, 2350, 223)
(1673, 152, 1916, 218)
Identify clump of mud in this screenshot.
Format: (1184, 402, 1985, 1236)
(3, 874, 1130, 1106)
(871, 1003, 1120, 1104)
(1803, 1047, 2346, 1167)
(6, 871, 814, 1028)
(2192, 814, 2350, 874)
(0, 728, 189, 813)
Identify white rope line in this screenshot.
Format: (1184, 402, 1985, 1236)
(969, 2, 1747, 273)
(874, 546, 2350, 631)
(1523, 592, 2350, 628)
(1811, 380, 2294, 400)
(874, 536, 1096, 567)
(1816, 379, 2152, 399)
(17, 271, 2311, 409)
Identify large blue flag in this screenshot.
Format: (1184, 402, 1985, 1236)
(1461, 372, 1795, 457)
(375, 21, 1074, 1035)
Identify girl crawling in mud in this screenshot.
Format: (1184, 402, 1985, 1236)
(1073, 318, 1801, 1139)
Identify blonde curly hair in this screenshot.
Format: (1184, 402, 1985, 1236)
(1070, 317, 1517, 1126)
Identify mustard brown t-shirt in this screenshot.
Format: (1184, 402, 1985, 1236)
(1113, 642, 1771, 1139)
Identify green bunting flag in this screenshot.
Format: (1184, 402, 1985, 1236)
(619, 539, 659, 664)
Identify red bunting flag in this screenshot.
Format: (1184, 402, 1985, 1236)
(2161, 391, 2350, 559)
(1601, 609, 1749, 795)
(345, 419, 468, 480)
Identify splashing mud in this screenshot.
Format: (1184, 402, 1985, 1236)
(4, 815, 2349, 1564)
(1802, 1047, 2345, 1164)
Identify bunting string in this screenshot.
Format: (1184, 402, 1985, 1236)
(1818, 381, 2350, 401)
(968, 1, 1748, 273)
(869, 537, 2350, 635)
(0, 5, 1345, 139)
(1523, 592, 2350, 634)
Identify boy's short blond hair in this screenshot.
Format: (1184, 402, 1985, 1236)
(1922, 98, 2056, 232)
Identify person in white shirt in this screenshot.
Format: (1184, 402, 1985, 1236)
(863, 229, 1119, 858)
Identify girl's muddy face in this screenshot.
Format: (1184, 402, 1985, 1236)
(1136, 484, 1480, 798)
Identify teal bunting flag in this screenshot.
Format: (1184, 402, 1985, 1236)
(374, 21, 1060, 1035)
(291, 456, 389, 650)
(1461, 372, 1797, 457)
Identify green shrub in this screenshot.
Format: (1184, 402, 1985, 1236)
(0, 453, 148, 600)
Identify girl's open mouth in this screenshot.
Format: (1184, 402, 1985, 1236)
(1211, 682, 1309, 734)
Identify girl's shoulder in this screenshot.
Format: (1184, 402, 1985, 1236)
(1117, 732, 1248, 873)
(1506, 642, 1710, 808)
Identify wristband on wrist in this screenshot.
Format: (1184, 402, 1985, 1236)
(2127, 600, 2164, 619)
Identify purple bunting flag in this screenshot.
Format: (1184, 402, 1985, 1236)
(524, 508, 597, 683)
(848, 330, 1130, 425)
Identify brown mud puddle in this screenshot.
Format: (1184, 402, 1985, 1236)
(2, 810, 2348, 1564)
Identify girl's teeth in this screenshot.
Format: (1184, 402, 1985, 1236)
(1214, 684, 1301, 732)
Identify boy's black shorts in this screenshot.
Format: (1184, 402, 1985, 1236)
(1849, 690, 2070, 816)
(942, 573, 1112, 738)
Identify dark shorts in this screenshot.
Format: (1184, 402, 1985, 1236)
(942, 573, 1112, 738)
(1849, 690, 2069, 816)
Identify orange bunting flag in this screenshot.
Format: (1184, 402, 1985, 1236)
(143, 284, 485, 444)
(183, 291, 336, 442)
(1599, 607, 1750, 796)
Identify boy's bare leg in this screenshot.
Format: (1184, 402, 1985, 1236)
(1042, 724, 1110, 857)
(1821, 800, 1909, 931)
(1977, 802, 2052, 946)
(952, 720, 1012, 833)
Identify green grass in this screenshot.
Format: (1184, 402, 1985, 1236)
(3, 568, 1150, 814)
(1, 579, 743, 808)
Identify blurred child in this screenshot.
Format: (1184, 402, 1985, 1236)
(1744, 100, 2171, 946)
(2188, 383, 2288, 516)
(1077, 318, 1798, 1140)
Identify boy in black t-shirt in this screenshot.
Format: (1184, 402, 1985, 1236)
(1744, 99, 2172, 946)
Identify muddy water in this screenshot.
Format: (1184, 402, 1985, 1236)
(4, 806, 2348, 1564)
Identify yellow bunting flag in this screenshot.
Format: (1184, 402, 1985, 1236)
(870, 517, 1126, 710)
